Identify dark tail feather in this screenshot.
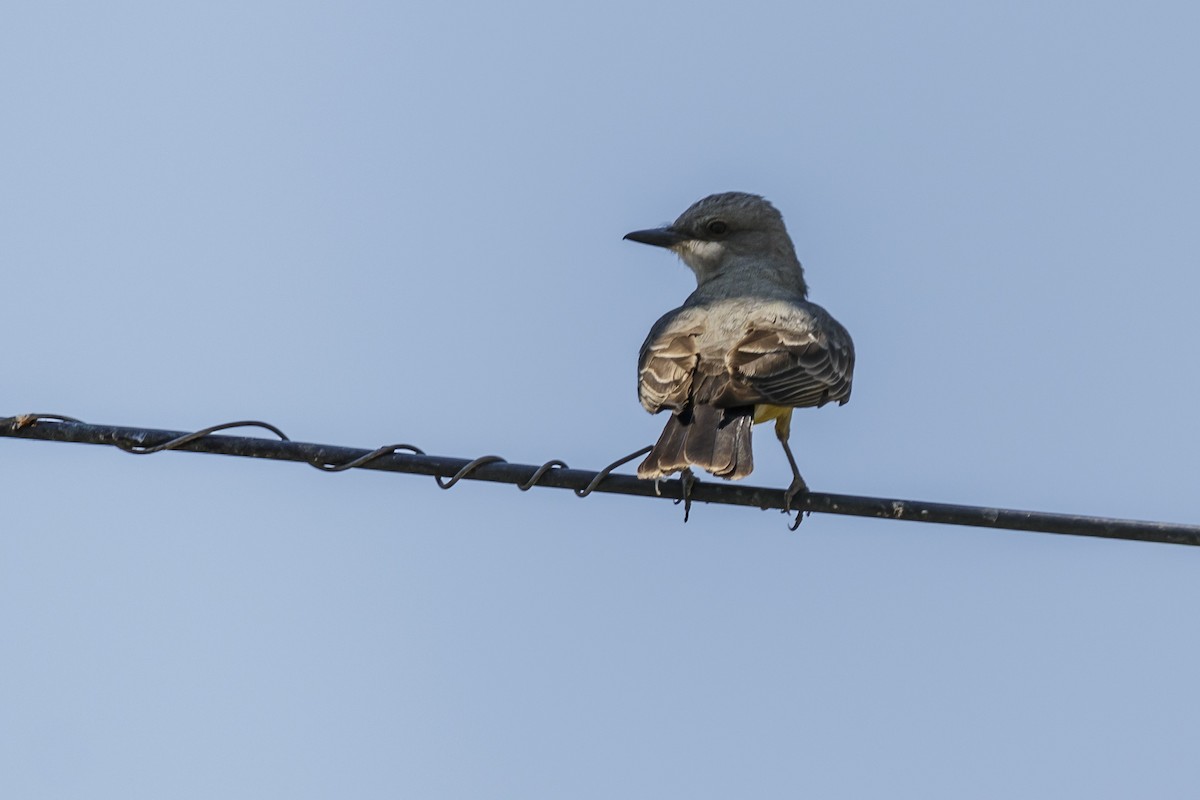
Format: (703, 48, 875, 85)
(638, 404, 754, 481)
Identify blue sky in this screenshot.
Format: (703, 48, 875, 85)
(4, 2, 1200, 797)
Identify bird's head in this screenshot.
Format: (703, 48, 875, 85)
(623, 192, 800, 283)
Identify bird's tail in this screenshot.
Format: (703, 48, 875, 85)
(638, 404, 755, 481)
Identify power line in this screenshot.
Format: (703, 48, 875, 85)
(3, 414, 1198, 546)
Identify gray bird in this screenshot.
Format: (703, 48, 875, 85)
(624, 192, 854, 508)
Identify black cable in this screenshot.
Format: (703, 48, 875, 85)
(3, 414, 1197, 546)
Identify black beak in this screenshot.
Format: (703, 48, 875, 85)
(623, 226, 685, 248)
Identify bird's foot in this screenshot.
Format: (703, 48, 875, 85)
(784, 475, 809, 531)
(674, 468, 697, 523)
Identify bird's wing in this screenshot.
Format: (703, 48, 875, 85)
(723, 303, 855, 408)
(638, 307, 705, 413)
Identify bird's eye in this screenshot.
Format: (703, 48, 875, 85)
(706, 220, 728, 236)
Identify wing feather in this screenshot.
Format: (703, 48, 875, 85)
(725, 304, 855, 408)
(638, 309, 703, 413)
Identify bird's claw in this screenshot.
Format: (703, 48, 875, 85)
(784, 476, 809, 530)
(673, 468, 697, 522)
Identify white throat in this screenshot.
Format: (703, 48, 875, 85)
(675, 239, 727, 279)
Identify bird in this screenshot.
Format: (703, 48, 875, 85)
(624, 192, 854, 511)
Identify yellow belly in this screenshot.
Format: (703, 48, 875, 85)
(754, 404, 794, 440)
(753, 404, 790, 424)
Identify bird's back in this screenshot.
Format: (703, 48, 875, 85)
(638, 296, 854, 413)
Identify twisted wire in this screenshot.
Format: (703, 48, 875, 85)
(4, 413, 1199, 545)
